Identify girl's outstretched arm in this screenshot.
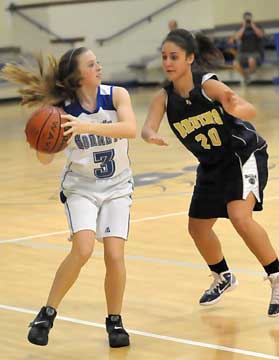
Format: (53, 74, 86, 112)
(141, 89, 168, 146)
(203, 79, 256, 120)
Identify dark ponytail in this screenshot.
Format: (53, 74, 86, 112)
(162, 29, 224, 70)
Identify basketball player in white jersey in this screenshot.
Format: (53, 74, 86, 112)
(1, 47, 136, 347)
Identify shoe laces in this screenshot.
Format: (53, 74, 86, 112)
(106, 316, 128, 335)
(29, 307, 56, 328)
(206, 272, 230, 294)
(265, 273, 279, 304)
(112, 325, 127, 335)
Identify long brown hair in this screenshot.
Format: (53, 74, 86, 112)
(0, 47, 89, 107)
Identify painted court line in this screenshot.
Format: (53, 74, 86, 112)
(1, 194, 278, 245)
(0, 212, 186, 244)
(0, 230, 69, 244)
(0, 304, 277, 359)
(11, 241, 266, 276)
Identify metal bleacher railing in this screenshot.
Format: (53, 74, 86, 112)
(95, 0, 184, 46)
(6, 0, 185, 48)
(7, 2, 85, 47)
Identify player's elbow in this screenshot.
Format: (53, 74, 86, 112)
(246, 108, 257, 120)
(127, 123, 137, 138)
(122, 129, 136, 139)
(245, 104, 257, 119)
(36, 151, 55, 165)
(127, 132, 136, 139)
(131, 126, 137, 138)
(39, 158, 53, 165)
(130, 132, 136, 139)
(239, 105, 257, 121)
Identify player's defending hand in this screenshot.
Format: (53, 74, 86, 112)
(147, 134, 168, 146)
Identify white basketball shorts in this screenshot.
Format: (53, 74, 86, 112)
(60, 169, 133, 242)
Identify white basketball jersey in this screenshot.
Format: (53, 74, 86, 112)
(62, 85, 131, 179)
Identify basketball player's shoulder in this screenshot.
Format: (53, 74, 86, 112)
(200, 72, 219, 84)
(157, 88, 168, 100)
(100, 84, 113, 95)
(98, 84, 116, 110)
(111, 87, 131, 108)
(63, 100, 81, 116)
(112, 86, 129, 96)
(148, 88, 167, 107)
(162, 80, 173, 93)
(100, 84, 128, 96)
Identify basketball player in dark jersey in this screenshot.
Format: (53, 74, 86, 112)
(142, 29, 279, 316)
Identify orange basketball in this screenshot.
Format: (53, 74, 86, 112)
(25, 106, 71, 153)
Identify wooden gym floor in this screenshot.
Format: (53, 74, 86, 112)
(0, 85, 279, 360)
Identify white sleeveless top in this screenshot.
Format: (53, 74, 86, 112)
(62, 85, 131, 180)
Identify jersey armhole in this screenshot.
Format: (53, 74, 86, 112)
(110, 85, 117, 110)
(162, 88, 168, 110)
(201, 73, 218, 102)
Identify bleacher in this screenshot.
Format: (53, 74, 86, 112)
(0, 46, 21, 71)
(0, 46, 27, 102)
(205, 19, 279, 85)
(127, 21, 279, 87)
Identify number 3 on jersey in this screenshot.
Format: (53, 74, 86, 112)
(195, 128, 222, 149)
(93, 149, 115, 178)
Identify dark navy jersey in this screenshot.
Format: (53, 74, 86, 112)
(164, 72, 266, 165)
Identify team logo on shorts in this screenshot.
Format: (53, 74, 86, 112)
(245, 174, 257, 185)
(105, 227, 111, 233)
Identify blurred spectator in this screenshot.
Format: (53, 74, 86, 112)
(230, 12, 264, 84)
(222, 37, 237, 62)
(168, 19, 178, 32)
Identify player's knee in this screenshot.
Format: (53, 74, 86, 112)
(233, 60, 238, 66)
(233, 60, 241, 69)
(71, 246, 93, 266)
(188, 222, 205, 240)
(104, 250, 124, 266)
(248, 57, 256, 65)
(230, 215, 252, 235)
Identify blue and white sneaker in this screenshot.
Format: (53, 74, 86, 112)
(199, 271, 238, 306)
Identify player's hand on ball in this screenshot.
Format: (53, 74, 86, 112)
(61, 114, 91, 144)
(148, 134, 168, 146)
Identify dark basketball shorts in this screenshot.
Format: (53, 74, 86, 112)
(237, 52, 262, 67)
(189, 147, 268, 219)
